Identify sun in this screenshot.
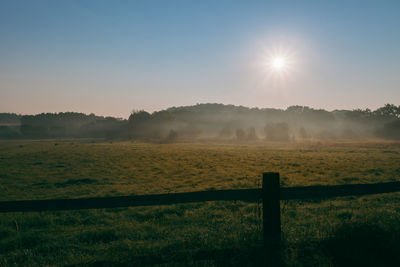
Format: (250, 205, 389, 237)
(263, 51, 293, 77)
(267, 54, 290, 73)
(272, 57, 286, 70)
(256, 42, 302, 90)
(258, 44, 297, 83)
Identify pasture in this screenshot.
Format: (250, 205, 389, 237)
(1, 140, 400, 266)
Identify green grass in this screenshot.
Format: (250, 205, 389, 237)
(0, 140, 400, 266)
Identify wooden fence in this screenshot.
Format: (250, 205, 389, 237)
(1, 172, 400, 244)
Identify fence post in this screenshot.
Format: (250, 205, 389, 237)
(262, 172, 281, 245)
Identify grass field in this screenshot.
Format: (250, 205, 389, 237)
(1, 140, 400, 266)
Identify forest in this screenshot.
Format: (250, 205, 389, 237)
(0, 103, 399, 141)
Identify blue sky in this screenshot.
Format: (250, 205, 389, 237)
(1, 0, 399, 117)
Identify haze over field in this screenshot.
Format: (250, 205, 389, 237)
(1, 103, 399, 141)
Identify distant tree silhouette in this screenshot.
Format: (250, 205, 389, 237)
(247, 127, 258, 141)
(298, 127, 309, 139)
(164, 129, 178, 143)
(235, 129, 246, 141)
(374, 104, 400, 118)
(0, 113, 21, 125)
(0, 126, 21, 139)
(264, 122, 290, 141)
(19, 112, 124, 139)
(218, 126, 233, 139)
(376, 120, 400, 140)
(1, 103, 399, 141)
(128, 110, 151, 126)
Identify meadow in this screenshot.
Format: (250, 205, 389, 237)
(0, 140, 400, 266)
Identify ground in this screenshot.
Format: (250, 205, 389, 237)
(0, 140, 399, 266)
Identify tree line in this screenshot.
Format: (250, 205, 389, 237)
(0, 104, 399, 141)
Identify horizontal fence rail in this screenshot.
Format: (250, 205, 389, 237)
(280, 181, 400, 200)
(1, 181, 400, 213)
(0, 189, 261, 213)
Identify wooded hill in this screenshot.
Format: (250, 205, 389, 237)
(1, 104, 399, 141)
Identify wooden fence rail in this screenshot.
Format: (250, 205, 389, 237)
(281, 181, 400, 200)
(0, 189, 260, 213)
(1, 172, 400, 244)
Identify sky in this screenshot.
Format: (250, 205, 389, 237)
(1, 0, 399, 118)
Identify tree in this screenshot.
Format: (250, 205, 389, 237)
(128, 110, 151, 126)
(165, 129, 179, 143)
(235, 129, 246, 141)
(374, 104, 400, 118)
(247, 127, 258, 141)
(298, 127, 309, 139)
(376, 120, 400, 140)
(264, 122, 290, 141)
(218, 126, 233, 139)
